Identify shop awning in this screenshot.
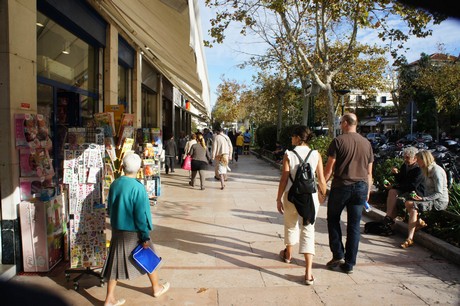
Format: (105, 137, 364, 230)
(92, 0, 210, 116)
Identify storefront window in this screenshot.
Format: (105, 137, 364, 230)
(142, 86, 158, 128)
(118, 64, 131, 112)
(36, 11, 98, 93)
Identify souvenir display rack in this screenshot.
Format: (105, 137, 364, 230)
(14, 109, 162, 286)
(15, 113, 65, 272)
(63, 127, 106, 290)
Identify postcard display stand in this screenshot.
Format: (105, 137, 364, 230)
(15, 113, 66, 273)
(63, 127, 106, 290)
(139, 128, 162, 205)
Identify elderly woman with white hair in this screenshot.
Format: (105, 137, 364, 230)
(401, 150, 449, 248)
(102, 153, 169, 306)
(382, 146, 425, 231)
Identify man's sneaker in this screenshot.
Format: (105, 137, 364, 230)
(326, 258, 345, 269)
(339, 263, 353, 274)
(382, 216, 395, 226)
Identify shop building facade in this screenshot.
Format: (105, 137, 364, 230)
(0, 0, 210, 278)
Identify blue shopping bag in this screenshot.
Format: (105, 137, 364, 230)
(132, 244, 162, 274)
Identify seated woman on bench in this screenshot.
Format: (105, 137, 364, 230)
(400, 150, 449, 249)
(382, 146, 425, 229)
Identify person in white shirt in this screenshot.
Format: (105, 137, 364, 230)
(212, 127, 233, 181)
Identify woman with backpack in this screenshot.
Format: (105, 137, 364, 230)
(275, 125, 327, 285)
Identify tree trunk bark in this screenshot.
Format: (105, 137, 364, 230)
(326, 85, 336, 137)
(277, 94, 283, 141)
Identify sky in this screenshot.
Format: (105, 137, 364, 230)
(198, 3, 460, 108)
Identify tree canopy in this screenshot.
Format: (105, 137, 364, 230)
(205, 0, 445, 135)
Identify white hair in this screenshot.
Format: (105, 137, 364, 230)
(403, 146, 418, 158)
(123, 153, 141, 174)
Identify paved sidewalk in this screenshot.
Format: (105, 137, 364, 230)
(10, 154, 460, 305)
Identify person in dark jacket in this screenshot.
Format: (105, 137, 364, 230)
(188, 132, 211, 190)
(163, 134, 177, 174)
(382, 146, 425, 227)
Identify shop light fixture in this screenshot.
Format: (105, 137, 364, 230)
(62, 41, 70, 55)
(36, 22, 45, 27)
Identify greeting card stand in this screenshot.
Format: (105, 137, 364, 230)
(62, 132, 107, 291)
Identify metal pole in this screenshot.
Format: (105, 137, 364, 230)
(410, 100, 413, 136)
(341, 95, 344, 116)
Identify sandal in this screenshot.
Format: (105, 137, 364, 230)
(279, 248, 291, 264)
(415, 218, 427, 231)
(400, 239, 414, 249)
(153, 282, 170, 298)
(305, 275, 315, 286)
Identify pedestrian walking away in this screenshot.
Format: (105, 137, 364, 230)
(276, 125, 327, 285)
(236, 132, 244, 158)
(163, 134, 177, 174)
(178, 131, 187, 166)
(101, 153, 169, 306)
(212, 127, 233, 182)
(323, 113, 374, 274)
(188, 132, 211, 190)
(243, 129, 251, 155)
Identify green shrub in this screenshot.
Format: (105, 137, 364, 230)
(256, 124, 333, 165)
(255, 124, 278, 150)
(309, 135, 333, 166)
(447, 182, 460, 215)
(373, 157, 404, 192)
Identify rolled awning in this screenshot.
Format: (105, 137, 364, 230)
(91, 0, 210, 116)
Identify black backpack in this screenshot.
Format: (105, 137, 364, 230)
(364, 221, 395, 236)
(287, 149, 317, 225)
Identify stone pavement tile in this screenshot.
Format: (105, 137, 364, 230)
(214, 241, 284, 268)
(217, 286, 322, 306)
(145, 287, 219, 306)
(418, 261, 460, 284)
(259, 267, 309, 286)
(153, 216, 216, 226)
(216, 214, 274, 225)
(163, 268, 265, 288)
(339, 264, 400, 285)
(153, 226, 216, 243)
(261, 266, 357, 287)
(314, 283, 426, 305)
(377, 263, 448, 284)
(404, 282, 460, 305)
(160, 249, 217, 268)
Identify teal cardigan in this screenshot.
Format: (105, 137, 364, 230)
(108, 176, 153, 242)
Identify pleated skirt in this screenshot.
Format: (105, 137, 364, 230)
(101, 229, 147, 281)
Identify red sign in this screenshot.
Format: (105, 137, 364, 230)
(21, 103, 31, 109)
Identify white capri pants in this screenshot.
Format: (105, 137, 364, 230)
(283, 192, 319, 255)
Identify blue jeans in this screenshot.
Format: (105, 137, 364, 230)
(327, 181, 368, 268)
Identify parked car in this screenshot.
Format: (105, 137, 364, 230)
(405, 133, 433, 143)
(366, 133, 387, 143)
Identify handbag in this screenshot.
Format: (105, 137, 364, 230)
(132, 244, 162, 274)
(181, 155, 192, 170)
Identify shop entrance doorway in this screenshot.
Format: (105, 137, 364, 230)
(38, 82, 97, 183)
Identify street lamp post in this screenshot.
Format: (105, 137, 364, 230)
(335, 89, 351, 137)
(336, 89, 351, 116)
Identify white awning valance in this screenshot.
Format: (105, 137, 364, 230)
(93, 0, 210, 116)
